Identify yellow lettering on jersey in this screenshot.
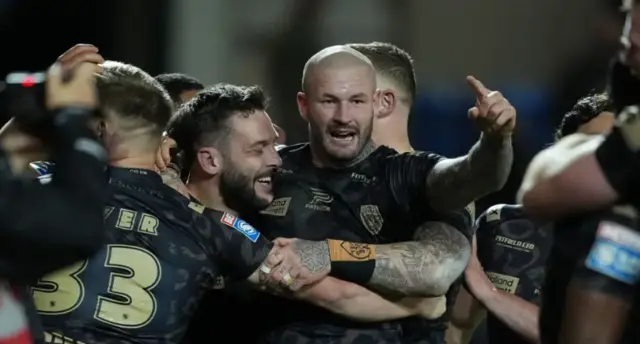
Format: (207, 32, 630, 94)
(44, 331, 86, 344)
(260, 197, 291, 216)
(138, 214, 159, 236)
(34, 245, 162, 330)
(486, 272, 519, 294)
(116, 209, 136, 230)
(109, 208, 159, 236)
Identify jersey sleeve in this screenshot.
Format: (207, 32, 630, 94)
(571, 204, 640, 301)
(383, 151, 444, 215)
(195, 208, 274, 281)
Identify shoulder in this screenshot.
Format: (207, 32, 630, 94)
(194, 206, 263, 243)
(275, 143, 309, 171)
(477, 204, 524, 228)
(376, 147, 445, 172)
(275, 143, 308, 157)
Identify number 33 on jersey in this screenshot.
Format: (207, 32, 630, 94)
(32, 207, 162, 329)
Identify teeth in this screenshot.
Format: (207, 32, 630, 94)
(258, 177, 271, 183)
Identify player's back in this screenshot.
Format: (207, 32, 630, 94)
(475, 204, 551, 344)
(33, 167, 221, 344)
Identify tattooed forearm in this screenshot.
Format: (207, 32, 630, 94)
(289, 239, 331, 274)
(426, 134, 513, 212)
(367, 221, 470, 296)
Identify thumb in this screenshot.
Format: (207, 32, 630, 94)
(273, 237, 294, 247)
(468, 107, 480, 119)
(46, 63, 63, 92)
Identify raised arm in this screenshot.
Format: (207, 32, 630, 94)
(427, 134, 512, 212)
(425, 77, 514, 212)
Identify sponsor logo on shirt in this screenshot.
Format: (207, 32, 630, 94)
(220, 213, 261, 242)
(585, 221, 640, 285)
(260, 197, 291, 216)
(494, 235, 535, 252)
(350, 172, 377, 185)
(305, 188, 332, 212)
(486, 272, 519, 294)
(360, 204, 384, 235)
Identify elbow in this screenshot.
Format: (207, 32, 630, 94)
(423, 243, 471, 296)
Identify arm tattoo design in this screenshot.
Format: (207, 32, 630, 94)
(427, 134, 513, 212)
(368, 221, 471, 296)
(289, 239, 331, 274)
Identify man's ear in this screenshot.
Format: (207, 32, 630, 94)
(196, 147, 223, 175)
(376, 89, 397, 119)
(296, 92, 309, 122)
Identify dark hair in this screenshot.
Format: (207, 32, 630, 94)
(166, 83, 268, 168)
(154, 73, 204, 105)
(555, 92, 614, 140)
(347, 42, 417, 104)
(97, 61, 173, 136)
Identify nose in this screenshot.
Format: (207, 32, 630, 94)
(332, 102, 353, 124)
(266, 146, 282, 168)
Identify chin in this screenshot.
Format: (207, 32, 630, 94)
(254, 192, 274, 208)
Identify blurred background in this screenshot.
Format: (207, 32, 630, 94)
(0, 0, 623, 207)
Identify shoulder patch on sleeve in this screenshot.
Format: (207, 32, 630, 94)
(585, 221, 640, 285)
(220, 213, 261, 242)
(29, 161, 55, 176)
(483, 204, 506, 222)
(37, 174, 52, 185)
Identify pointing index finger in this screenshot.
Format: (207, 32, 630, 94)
(466, 76, 490, 98)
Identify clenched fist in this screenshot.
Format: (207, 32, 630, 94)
(466, 76, 516, 137)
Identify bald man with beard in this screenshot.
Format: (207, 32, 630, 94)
(213, 45, 513, 344)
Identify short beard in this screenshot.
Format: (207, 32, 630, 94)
(310, 118, 375, 169)
(219, 167, 268, 214)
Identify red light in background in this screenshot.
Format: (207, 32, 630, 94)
(21, 76, 35, 88)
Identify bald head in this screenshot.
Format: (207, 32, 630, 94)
(301, 45, 376, 92)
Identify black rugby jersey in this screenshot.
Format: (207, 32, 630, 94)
(243, 143, 470, 344)
(31, 167, 273, 344)
(540, 205, 640, 344)
(475, 204, 552, 344)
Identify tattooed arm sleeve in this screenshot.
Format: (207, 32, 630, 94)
(426, 134, 512, 212)
(367, 220, 471, 296)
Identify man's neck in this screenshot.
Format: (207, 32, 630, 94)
(373, 116, 412, 153)
(109, 155, 157, 171)
(186, 178, 237, 216)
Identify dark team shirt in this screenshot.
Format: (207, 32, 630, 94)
(31, 167, 272, 344)
(243, 143, 470, 344)
(540, 205, 640, 344)
(474, 204, 552, 344)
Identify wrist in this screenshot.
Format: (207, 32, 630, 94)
(326, 239, 376, 285)
(480, 132, 512, 146)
